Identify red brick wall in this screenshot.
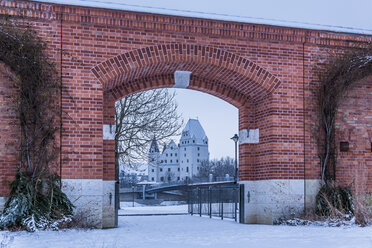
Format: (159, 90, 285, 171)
(0, 0, 371, 196)
(0, 63, 19, 196)
(335, 77, 372, 192)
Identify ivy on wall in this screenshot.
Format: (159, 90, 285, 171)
(315, 46, 372, 223)
(316, 46, 372, 186)
(0, 18, 74, 231)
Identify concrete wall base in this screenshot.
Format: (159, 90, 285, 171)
(0, 197, 6, 212)
(240, 179, 320, 224)
(62, 179, 116, 229)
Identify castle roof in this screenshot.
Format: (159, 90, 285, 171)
(149, 137, 159, 153)
(181, 119, 207, 140)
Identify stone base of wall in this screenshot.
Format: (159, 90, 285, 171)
(240, 179, 320, 224)
(0, 197, 6, 212)
(62, 179, 116, 229)
(102, 180, 116, 228)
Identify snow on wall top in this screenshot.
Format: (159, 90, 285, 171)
(34, 0, 372, 35)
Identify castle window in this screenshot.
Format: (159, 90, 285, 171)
(184, 148, 186, 151)
(151, 177, 154, 181)
(166, 154, 168, 157)
(165, 160, 167, 163)
(187, 159, 189, 163)
(170, 153, 172, 156)
(178, 168, 180, 171)
(186, 167, 189, 172)
(177, 177, 180, 181)
(175, 153, 177, 156)
(161, 160, 163, 163)
(197, 159, 200, 162)
(184, 154, 186, 157)
(160, 168, 163, 172)
(168, 168, 171, 172)
(197, 167, 199, 170)
(152, 169, 154, 172)
(198, 153, 200, 156)
(193, 140, 195, 143)
(176, 160, 178, 163)
(197, 147, 200, 151)
(160, 177, 164, 182)
(170, 160, 172, 163)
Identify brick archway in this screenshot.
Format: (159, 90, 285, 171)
(95, 44, 290, 227)
(1, 0, 371, 229)
(93, 44, 281, 105)
(93, 44, 283, 182)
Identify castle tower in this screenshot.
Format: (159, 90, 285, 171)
(179, 119, 209, 181)
(148, 136, 160, 182)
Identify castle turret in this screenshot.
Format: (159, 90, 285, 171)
(148, 137, 160, 182)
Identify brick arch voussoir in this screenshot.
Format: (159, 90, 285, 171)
(106, 73, 249, 108)
(92, 44, 281, 101)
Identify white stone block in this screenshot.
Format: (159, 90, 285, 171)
(103, 124, 115, 140)
(173, 71, 191, 88)
(239, 129, 259, 144)
(82, 180, 104, 196)
(240, 179, 320, 224)
(62, 179, 107, 228)
(0, 197, 6, 212)
(289, 180, 305, 195)
(102, 181, 116, 228)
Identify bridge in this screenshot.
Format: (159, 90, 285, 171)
(0, 0, 371, 228)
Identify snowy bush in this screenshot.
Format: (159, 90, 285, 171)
(0, 171, 74, 232)
(316, 184, 354, 217)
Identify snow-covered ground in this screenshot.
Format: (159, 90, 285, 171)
(1, 205, 372, 248)
(119, 202, 188, 215)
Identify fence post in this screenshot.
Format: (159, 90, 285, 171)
(234, 187, 238, 222)
(239, 184, 245, 223)
(220, 188, 223, 220)
(209, 186, 212, 218)
(198, 187, 202, 217)
(188, 189, 193, 216)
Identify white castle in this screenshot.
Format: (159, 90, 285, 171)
(148, 119, 209, 183)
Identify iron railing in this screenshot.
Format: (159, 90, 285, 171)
(188, 183, 240, 222)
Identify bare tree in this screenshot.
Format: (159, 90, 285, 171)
(115, 89, 183, 169)
(213, 157, 235, 179)
(197, 160, 214, 180)
(196, 157, 235, 182)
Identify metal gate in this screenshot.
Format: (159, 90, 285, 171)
(188, 183, 244, 222)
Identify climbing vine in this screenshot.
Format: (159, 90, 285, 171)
(0, 18, 74, 231)
(314, 46, 372, 222)
(316, 46, 372, 186)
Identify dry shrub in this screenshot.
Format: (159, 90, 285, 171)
(353, 163, 372, 226)
(315, 183, 353, 218)
(59, 210, 100, 229)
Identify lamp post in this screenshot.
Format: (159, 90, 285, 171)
(231, 134, 239, 183)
